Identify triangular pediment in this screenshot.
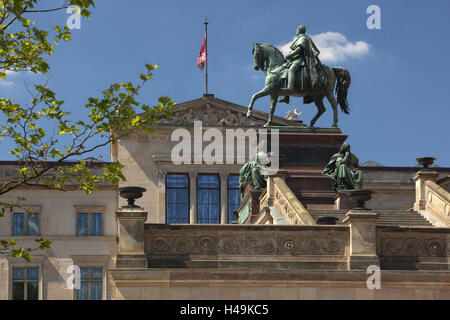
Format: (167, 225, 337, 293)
(156, 95, 305, 127)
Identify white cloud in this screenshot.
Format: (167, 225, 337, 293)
(0, 70, 17, 87)
(0, 80, 14, 87)
(278, 31, 370, 63)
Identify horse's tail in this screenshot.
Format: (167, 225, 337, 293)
(332, 67, 351, 114)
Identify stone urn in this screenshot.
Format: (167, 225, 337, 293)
(118, 186, 147, 208)
(416, 157, 436, 169)
(347, 189, 373, 210)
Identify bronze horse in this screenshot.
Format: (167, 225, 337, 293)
(246, 43, 351, 127)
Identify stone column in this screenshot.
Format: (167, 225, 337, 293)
(342, 210, 379, 270)
(115, 207, 148, 268)
(189, 172, 198, 224)
(413, 169, 439, 211)
(157, 169, 167, 223)
(220, 173, 228, 224)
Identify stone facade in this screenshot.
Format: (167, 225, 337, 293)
(0, 183, 117, 300)
(1, 96, 450, 300)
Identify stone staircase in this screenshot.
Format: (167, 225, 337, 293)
(309, 209, 433, 227)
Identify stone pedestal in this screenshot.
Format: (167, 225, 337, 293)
(413, 169, 439, 211)
(343, 210, 379, 270)
(116, 207, 148, 268)
(236, 182, 264, 224)
(334, 192, 356, 210)
(267, 127, 347, 210)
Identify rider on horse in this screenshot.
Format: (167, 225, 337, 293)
(278, 25, 326, 104)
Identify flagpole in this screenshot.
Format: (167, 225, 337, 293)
(204, 18, 208, 95)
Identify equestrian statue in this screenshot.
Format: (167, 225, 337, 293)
(246, 25, 351, 128)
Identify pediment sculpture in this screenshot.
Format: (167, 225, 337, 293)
(157, 103, 266, 127)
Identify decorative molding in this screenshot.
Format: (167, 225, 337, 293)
(152, 154, 247, 165)
(157, 103, 266, 127)
(146, 230, 347, 256)
(377, 233, 448, 257)
(188, 172, 198, 180)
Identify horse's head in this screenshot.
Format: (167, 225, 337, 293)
(252, 43, 265, 71)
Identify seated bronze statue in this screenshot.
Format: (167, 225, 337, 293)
(322, 143, 362, 192)
(239, 141, 272, 196)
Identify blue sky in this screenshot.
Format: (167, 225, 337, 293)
(1, 0, 450, 166)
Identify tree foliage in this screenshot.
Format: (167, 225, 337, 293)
(0, 0, 174, 260)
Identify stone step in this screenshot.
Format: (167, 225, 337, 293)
(308, 209, 433, 227)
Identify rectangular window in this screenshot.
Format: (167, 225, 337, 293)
(166, 174, 189, 224)
(227, 175, 241, 224)
(77, 213, 89, 236)
(77, 211, 103, 236)
(197, 174, 220, 224)
(91, 213, 103, 236)
(12, 267, 39, 300)
(13, 213, 24, 236)
(77, 267, 103, 300)
(13, 212, 39, 236)
(27, 213, 39, 236)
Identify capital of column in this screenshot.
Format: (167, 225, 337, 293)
(219, 172, 228, 180)
(188, 171, 198, 180)
(157, 168, 168, 179)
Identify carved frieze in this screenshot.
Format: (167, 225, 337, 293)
(146, 230, 347, 256)
(157, 103, 266, 127)
(377, 233, 448, 257)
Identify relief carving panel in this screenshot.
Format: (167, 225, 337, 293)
(377, 232, 448, 257)
(146, 229, 347, 257)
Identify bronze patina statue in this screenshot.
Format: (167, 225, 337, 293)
(279, 25, 326, 104)
(239, 141, 272, 195)
(322, 143, 362, 192)
(246, 25, 351, 128)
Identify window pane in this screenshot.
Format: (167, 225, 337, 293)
(27, 282, 39, 300)
(91, 213, 103, 236)
(166, 174, 189, 188)
(28, 213, 39, 236)
(91, 281, 103, 300)
(91, 268, 103, 279)
(13, 213, 24, 236)
(27, 268, 39, 280)
(228, 175, 240, 189)
(198, 174, 220, 189)
(80, 267, 89, 279)
(77, 282, 89, 300)
(12, 282, 24, 300)
(13, 268, 25, 280)
(77, 213, 88, 236)
(198, 175, 220, 224)
(166, 174, 189, 224)
(228, 175, 241, 223)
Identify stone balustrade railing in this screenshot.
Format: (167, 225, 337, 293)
(424, 180, 450, 227)
(144, 223, 348, 269)
(413, 168, 450, 227)
(271, 176, 315, 225)
(377, 225, 450, 270)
